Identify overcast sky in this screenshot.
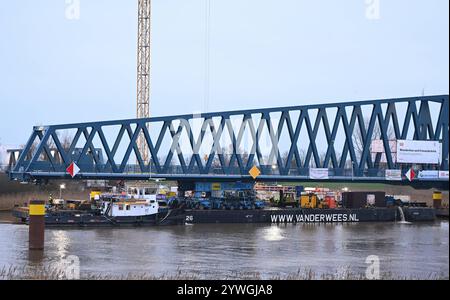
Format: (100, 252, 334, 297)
(0, 0, 448, 150)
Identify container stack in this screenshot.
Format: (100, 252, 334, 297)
(341, 192, 386, 208)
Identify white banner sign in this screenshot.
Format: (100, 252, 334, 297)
(417, 170, 439, 179)
(385, 169, 402, 181)
(396, 140, 441, 164)
(371, 140, 397, 153)
(371, 140, 384, 153)
(310, 168, 329, 180)
(439, 171, 449, 179)
(371, 140, 398, 163)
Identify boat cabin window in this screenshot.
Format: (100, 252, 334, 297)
(118, 205, 123, 210)
(128, 188, 139, 195)
(158, 201, 167, 207)
(150, 200, 156, 204)
(126, 205, 130, 210)
(144, 188, 157, 195)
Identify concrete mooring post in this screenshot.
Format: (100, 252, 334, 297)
(29, 199, 45, 250)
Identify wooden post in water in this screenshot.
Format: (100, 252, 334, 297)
(29, 199, 45, 250)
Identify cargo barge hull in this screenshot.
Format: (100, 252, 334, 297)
(184, 207, 436, 224)
(13, 207, 436, 227)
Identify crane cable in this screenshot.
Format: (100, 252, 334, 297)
(204, 0, 211, 113)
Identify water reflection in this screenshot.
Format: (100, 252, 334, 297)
(52, 230, 70, 259)
(262, 225, 285, 241)
(0, 221, 447, 279)
(28, 249, 44, 263)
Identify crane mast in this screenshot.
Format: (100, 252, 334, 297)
(136, 0, 151, 164)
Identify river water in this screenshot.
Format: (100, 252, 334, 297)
(0, 216, 448, 279)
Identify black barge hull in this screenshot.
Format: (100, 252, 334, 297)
(13, 209, 185, 227)
(14, 207, 436, 227)
(184, 207, 436, 224)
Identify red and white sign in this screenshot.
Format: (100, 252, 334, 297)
(439, 171, 449, 179)
(385, 169, 402, 181)
(405, 168, 416, 182)
(66, 162, 80, 178)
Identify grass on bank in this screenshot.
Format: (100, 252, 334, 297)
(1, 265, 447, 280)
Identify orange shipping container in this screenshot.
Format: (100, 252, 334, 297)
(325, 196, 336, 209)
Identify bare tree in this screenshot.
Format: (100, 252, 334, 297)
(46, 131, 74, 163)
(281, 151, 289, 167)
(222, 145, 233, 166)
(318, 151, 327, 168)
(22, 139, 39, 161)
(184, 154, 193, 165)
(281, 150, 300, 169)
(208, 145, 234, 169)
(59, 131, 73, 152)
(241, 149, 250, 165)
(296, 149, 306, 168)
(352, 117, 395, 161)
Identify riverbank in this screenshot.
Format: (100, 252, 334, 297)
(0, 173, 91, 210)
(0, 265, 447, 280)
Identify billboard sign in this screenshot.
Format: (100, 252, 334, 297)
(371, 140, 397, 153)
(439, 171, 449, 179)
(417, 170, 439, 179)
(310, 168, 329, 180)
(396, 140, 441, 164)
(385, 169, 402, 181)
(371, 140, 397, 163)
(371, 140, 384, 153)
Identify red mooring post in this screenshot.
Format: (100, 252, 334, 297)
(29, 199, 45, 250)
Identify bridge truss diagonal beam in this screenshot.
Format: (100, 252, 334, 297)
(8, 95, 449, 183)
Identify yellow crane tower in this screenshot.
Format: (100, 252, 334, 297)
(136, 0, 151, 164)
(136, 1, 211, 165)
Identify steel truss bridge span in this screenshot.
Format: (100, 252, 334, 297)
(8, 95, 449, 186)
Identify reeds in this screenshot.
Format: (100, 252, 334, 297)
(0, 265, 447, 280)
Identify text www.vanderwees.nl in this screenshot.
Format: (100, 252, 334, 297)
(271, 213, 359, 223)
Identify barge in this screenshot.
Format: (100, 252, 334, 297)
(11, 185, 437, 226)
(12, 206, 436, 227)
